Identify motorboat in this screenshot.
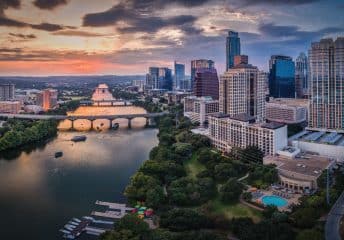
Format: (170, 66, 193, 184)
(71, 135, 87, 142)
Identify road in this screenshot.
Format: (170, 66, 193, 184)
(325, 191, 344, 240)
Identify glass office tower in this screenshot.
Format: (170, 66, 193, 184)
(191, 59, 214, 90)
(269, 55, 295, 98)
(226, 31, 241, 70)
(174, 61, 185, 90)
(146, 67, 173, 91)
(295, 52, 308, 98)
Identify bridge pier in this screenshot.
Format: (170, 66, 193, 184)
(89, 119, 94, 130)
(128, 118, 132, 129)
(108, 119, 114, 129)
(70, 119, 75, 131)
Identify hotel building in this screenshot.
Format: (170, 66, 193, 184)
(266, 98, 308, 124)
(208, 113, 287, 156)
(308, 37, 344, 131)
(219, 59, 266, 122)
(36, 89, 58, 111)
(184, 96, 219, 126)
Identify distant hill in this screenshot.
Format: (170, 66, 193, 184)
(0, 75, 146, 89)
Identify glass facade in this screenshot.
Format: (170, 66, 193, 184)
(191, 59, 214, 90)
(226, 31, 241, 70)
(269, 55, 295, 98)
(146, 67, 173, 90)
(174, 61, 185, 90)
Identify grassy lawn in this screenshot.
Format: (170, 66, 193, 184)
(184, 154, 206, 179)
(210, 198, 262, 223)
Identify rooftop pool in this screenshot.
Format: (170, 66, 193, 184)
(262, 195, 288, 207)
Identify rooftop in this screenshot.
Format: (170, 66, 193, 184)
(261, 122, 286, 130)
(290, 130, 344, 146)
(230, 113, 256, 122)
(265, 153, 333, 178)
(267, 98, 308, 107)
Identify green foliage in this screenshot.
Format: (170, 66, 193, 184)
(233, 146, 264, 164)
(168, 177, 216, 206)
(160, 208, 211, 231)
(46, 100, 80, 115)
(290, 207, 320, 228)
(219, 178, 243, 203)
(296, 229, 323, 240)
(0, 120, 57, 152)
(214, 163, 238, 182)
(116, 214, 149, 236)
(242, 192, 252, 202)
(124, 172, 163, 207)
(247, 165, 278, 188)
(100, 229, 139, 240)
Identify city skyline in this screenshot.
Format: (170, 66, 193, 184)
(0, 0, 343, 76)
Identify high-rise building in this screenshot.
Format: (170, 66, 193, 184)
(269, 55, 295, 98)
(193, 68, 219, 100)
(191, 59, 214, 89)
(219, 59, 266, 123)
(208, 113, 287, 155)
(0, 83, 15, 101)
(184, 96, 219, 126)
(308, 37, 344, 131)
(145, 67, 173, 91)
(36, 89, 58, 111)
(174, 61, 185, 90)
(295, 52, 308, 98)
(226, 30, 241, 70)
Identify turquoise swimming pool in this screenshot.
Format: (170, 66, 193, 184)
(262, 195, 288, 207)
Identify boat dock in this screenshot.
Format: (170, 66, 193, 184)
(61, 201, 132, 239)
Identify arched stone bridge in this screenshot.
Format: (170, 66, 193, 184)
(0, 112, 168, 129)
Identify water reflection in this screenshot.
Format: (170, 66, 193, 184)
(58, 106, 148, 131)
(0, 106, 158, 240)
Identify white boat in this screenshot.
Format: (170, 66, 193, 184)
(60, 229, 71, 234)
(73, 218, 81, 223)
(65, 224, 76, 229)
(83, 216, 94, 220)
(63, 234, 75, 239)
(68, 221, 79, 226)
(65, 226, 74, 232)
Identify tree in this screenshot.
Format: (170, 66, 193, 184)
(146, 185, 165, 208)
(296, 229, 323, 240)
(214, 163, 237, 182)
(124, 172, 161, 203)
(100, 229, 139, 240)
(160, 208, 210, 231)
(219, 178, 243, 203)
(116, 214, 149, 236)
(291, 207, 319, 228)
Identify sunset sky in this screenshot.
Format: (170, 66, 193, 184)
(0, 0, 343, 76)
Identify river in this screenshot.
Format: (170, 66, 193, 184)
(0, 106, 158, 240)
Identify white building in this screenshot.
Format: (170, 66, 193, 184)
(184, 96, 219, 126)
(266, 98, 308, 124)
(208, 113, 287, 156)
(219, 64, 266, 123)
(289, 130, 344, 162)
(164, 91, 192, 104)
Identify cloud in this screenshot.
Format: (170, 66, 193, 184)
(9, 33, 36, 39)
(52, 30, 109, 37)
(237, 0, 320, 6)
(258, 23, 344, 43)
(0, 0, 20, 15)
(33, 0, 68, 10)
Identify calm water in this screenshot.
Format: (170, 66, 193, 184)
(0, 106, 158, 240)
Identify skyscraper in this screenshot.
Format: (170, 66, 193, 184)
(174, 61, 185, 90)
(193, 68, 219, 100)
(191, 59, 214, 90)
(295, 52, 308, 98)
(269, 55, 295, 98)
(308, 37, 344, 131)
(226, 30, 241, 70)
(0, 83, 15, 101)
(219, 59, 266, 123)
(145, 67, 173, 91)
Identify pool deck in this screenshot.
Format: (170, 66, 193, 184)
(254, 189, 301, 211)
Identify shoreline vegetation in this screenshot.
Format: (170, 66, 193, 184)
(100, 102, 344, 240)
(0, 119, 57, 152)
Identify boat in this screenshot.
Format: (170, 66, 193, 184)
(72, 218, 81, 223)
(113, 123, 119, 130)
(71, 135, 87, 142)
(55, 151, 63, 158)
(63, 234, 75, 239)
(65, 226, 74, 232)
(68, 221, 79, 226)
(60, 229, 71, 234)
(82, 216, 94, 220)
(65, 224, 76, 229)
